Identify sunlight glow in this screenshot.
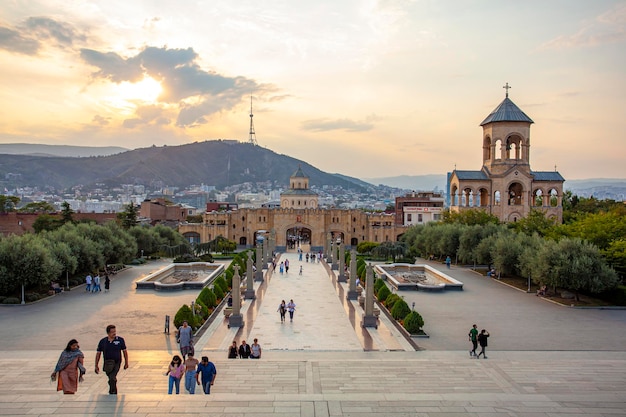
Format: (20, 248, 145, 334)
(114, 76, 163, 103)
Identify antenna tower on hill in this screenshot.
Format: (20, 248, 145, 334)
(248, 95, 258, 146)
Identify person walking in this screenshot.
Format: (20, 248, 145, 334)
(285, 259, 290, 273)
(279, 262, 284, 274)
(299, 265, 303, 275)
(476, 329, 490, 359)
(287, 299, 296, 322)
(176, 321, 193, 360)
(277, 300, 287, 323)
(445, 256, 451, 269)
(468, 324, 478, 357)
(196, 356, 217, 394)
(51, 339, 85, 394)
(184, 352, 199, 394)
(93, 274, 101, 292)
(238, 340, 251, 358)
(104, 273, 110, 292)
(165, 355, 184, 394)
(250, 338, 262, 359)
(85, 274, 92, 292)
(228, 341, 238, 359)
(95, 324, 128, 395)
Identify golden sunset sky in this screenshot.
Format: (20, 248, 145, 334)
(1, 1, 625, 179)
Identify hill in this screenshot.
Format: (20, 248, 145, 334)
(0, 141, 365, 191)
(0, 143, 128, 157)
(363, 174, 447, 191)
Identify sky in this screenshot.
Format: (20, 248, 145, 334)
(1, 0, 625, 181)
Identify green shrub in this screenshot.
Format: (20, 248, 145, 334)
(199, 253, 214, 263)
(403, 311, 425, 334)
(198, 287, 217, 308)
(385, 293, 401, 309)
(599, 285, 626, 306)
(374, 278, 386, 294)
(26, 293, 40, 302)
(173, 254, 199, 263)
(377, 285, 391, 303)
(2, 297, 20, 304)
(213, 285, 224, 301)
(215, 276, 229, 292)
(194, 300, 209, 319)
(174, 304, 196, 328)
(391, 299, 411, 321)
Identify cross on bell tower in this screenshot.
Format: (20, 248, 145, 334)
(503, 82, 511, 98)
(248, 95, 258, 146)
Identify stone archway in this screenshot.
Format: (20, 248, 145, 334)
(286, 226, 312, 250)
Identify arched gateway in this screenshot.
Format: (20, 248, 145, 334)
(178, 167, 406, 250)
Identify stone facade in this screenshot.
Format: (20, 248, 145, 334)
(448, 91, 565, 223)
(179, 167, 406, 250)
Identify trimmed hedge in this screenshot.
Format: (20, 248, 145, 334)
(403, 311, 425, 334)
(384, 293, 401, 309)
(198, 287, 217, 308)
(390, 299, 411, 320)
(377, 285, 391, 303)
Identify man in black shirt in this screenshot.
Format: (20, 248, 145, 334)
(95, 324, 128, 394)
(238, 340, 251, 359)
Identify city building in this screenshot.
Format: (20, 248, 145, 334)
(395, 191, 445, 225)
(179, 167, 407, 250)
(448, 86, 565, 222)
(139, 198, 188, 223)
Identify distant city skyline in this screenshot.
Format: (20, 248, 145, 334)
(0, 1, 624, 180)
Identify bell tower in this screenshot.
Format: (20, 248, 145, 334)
(480, 83, 533, 175)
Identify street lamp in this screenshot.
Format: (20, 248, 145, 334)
(191, 300, 195, 317)
(141, 249, 144, 258)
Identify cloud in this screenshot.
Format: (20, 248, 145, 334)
(92, 115, 110, 126)
(123, 104, 171, 128)
(81, 45, 263, 126)
(301, 115, 379, 132)
(22, 17, 86, 47)
(0, 26, 40, 55)
(0, 17, 85, 55)
(539, 3, 626, 50)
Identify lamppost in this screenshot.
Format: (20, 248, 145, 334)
(191, 300, 195, 318)
(141, 249, 144, 258)
(412, 301, 415, 311)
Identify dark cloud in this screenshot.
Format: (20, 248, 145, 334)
(22, 17, 86, 47)
(92, 115, 110, 126)
(0, 26, 40, 55)
(81, 45, 263, 126)
(0, 17, 85, 55)
(80, 49, 144, 82)
(301, 117, 376, 132)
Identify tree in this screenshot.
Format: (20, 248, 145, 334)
(511, 208, 557, 237)
(533, 238, 619, 300)
(32, 214, 60, 233)
(17, 201, 55, 213)
(0, 195, 20, 213)
(60, 201, 74, 224)
(118, 203, 139, 229)
(371, 241, 407, 261)
(0, 234, 62, 295)
(442, 208, 500, 226)
(357, 241, 379, 254)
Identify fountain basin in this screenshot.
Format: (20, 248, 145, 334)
(136, 263, 225, 291)
(374, 263, 463, 292)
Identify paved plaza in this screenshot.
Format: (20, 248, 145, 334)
(1, 253, 626, 416)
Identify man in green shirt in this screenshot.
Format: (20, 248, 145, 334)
(469, 324, 478, 357)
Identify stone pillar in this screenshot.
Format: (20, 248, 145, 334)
(361, 264, 378, 328)
(338, 244, 346, 282)
(347, 249, 358, 300)
(228, 266, 244, 328)
(245, 250, 256, 299)
(331, 240, 339, 271)
(325, 233, 331, 260)
(255, 244, 264, 281)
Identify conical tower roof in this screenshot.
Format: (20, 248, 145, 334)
(480, 97, 534, 126)
(291, 165, 308, 178)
